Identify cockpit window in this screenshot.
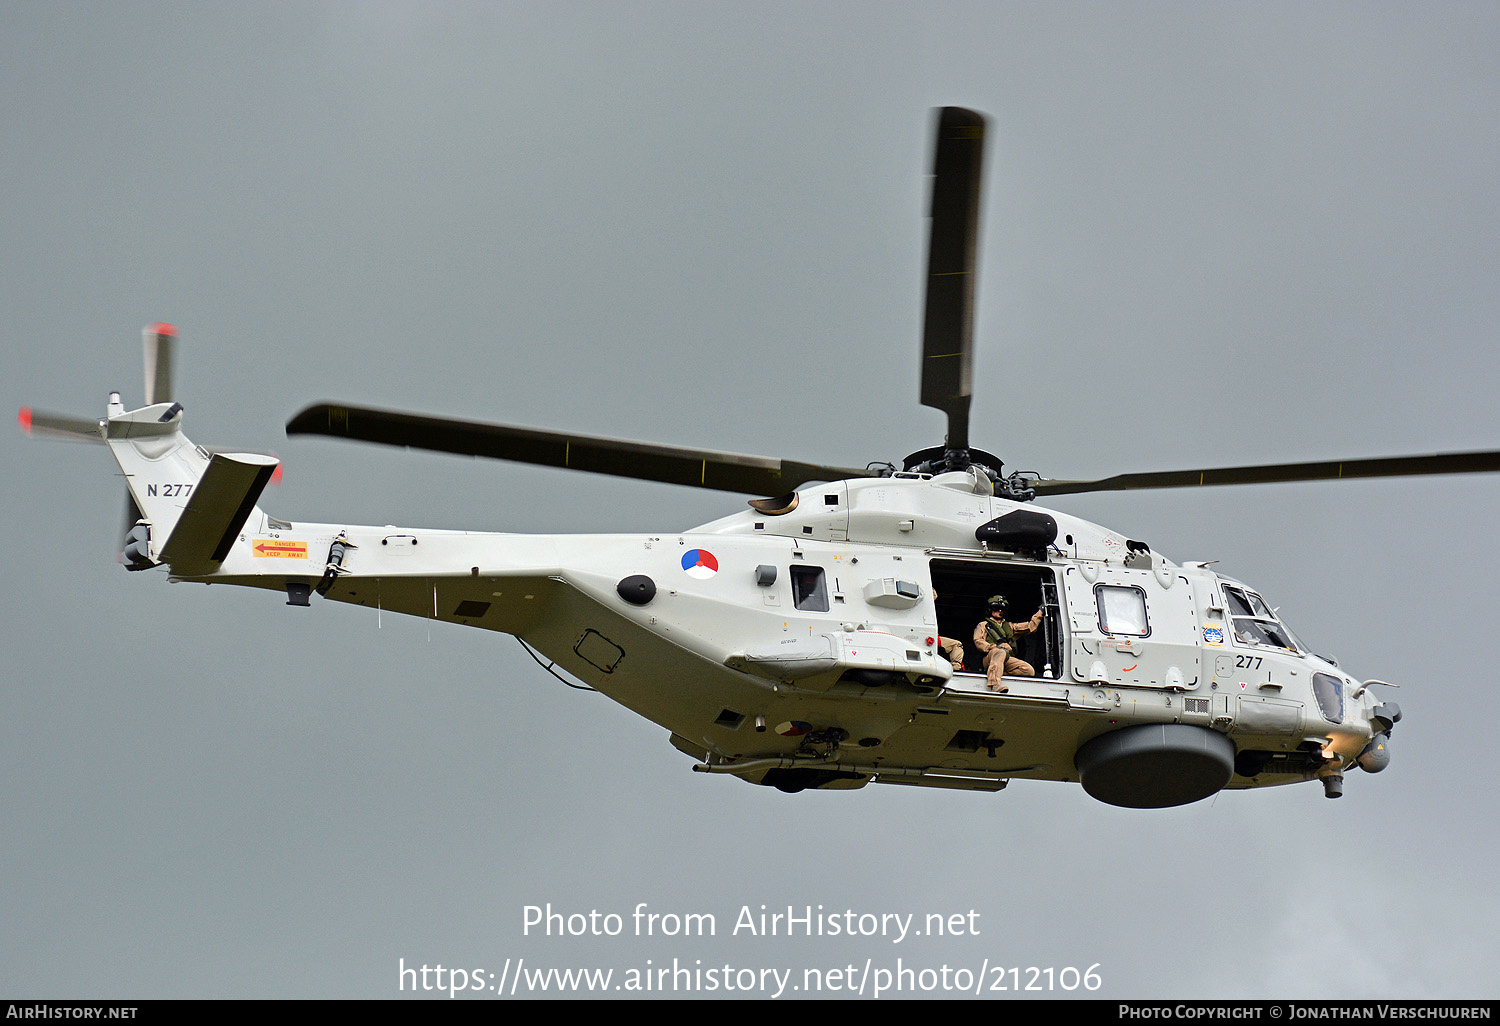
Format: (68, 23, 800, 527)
(1234, 618, 1298, 650)
(1223, 584, 1298, 653)
(1312, 672, 1345, 723)
(1225, 589, 1255, 617)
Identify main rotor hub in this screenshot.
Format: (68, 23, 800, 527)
(900, 446, 1036, 501)
(901, 445, 1004, 478)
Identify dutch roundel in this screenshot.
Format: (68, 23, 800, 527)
(681, 548, 719, 579)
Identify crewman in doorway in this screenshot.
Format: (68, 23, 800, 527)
(931, 589, 965, 670)
(938, 636, 965, 669)
(973, 594, 1043, 692)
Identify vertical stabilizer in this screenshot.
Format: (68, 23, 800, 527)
(104, 401, 277, 573)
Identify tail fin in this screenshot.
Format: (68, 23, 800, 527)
(23, 324, 279, 575)
(105, 398, 278, 574)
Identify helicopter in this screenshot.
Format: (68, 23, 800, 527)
(23, 108, 1500, 808)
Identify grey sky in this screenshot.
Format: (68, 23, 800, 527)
(4, 1, 1498, 1000)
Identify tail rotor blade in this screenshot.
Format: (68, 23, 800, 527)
(17, 406, 104, 443)
(143, 323, 177, 406)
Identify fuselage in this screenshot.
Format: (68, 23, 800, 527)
(190, 468, 1394, 803)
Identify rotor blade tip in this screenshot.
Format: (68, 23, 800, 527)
(285, 404, 327, 435)
(18, 407, 31, 433)
(147, 322, 177, 337)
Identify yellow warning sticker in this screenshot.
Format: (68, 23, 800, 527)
(252, 539, 308, 558)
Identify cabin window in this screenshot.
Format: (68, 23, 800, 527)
(1096, 585, 1149, 637)
(790, 565, 829, 612)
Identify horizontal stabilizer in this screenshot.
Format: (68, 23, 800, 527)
(158, 452, 280, 572)
(106, 401, 184, 439)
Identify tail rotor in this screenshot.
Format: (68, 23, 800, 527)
(121, 324, 180, 564)
(143, 323, 176, 406)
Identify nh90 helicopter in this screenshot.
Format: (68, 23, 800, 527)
(25, 108, 1499, 808)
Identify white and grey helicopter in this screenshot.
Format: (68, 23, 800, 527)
(25, 108, 1498, 808)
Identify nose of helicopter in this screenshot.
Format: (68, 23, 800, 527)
(1356, 732, 1392, 773)
(1357, 701, 1400, 774)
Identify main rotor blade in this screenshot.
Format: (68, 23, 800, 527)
(920, 106, 986, 452)
(1033, 449, 1500, 496)
(286, 403, 874, 496)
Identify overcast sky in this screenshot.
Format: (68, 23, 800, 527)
(4, 1, 1499, 1001)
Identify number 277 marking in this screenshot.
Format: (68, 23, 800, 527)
(147, 484, 192, 497)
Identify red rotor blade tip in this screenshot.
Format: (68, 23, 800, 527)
(18, 407, 31, 433)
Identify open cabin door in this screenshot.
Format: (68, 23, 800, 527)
(928, 558, 1063, 683)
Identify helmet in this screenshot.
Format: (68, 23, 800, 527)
(987, 594, 1008, 611)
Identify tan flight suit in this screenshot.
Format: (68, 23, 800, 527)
(973, 608, 1044, 692)
(937, 637, 964, 669)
